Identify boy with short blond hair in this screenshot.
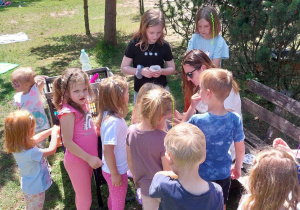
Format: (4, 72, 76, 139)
(149, 123, 224, 210)
(183, 68, 245, 207)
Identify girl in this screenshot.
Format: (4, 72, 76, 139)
(52, 68, 103, 210)
(121, 8, 175, 103)
(97, 76, 129, 210)
(187, 6, 229, 67)
(131, 82, 163, 124)
(11, 67, 50, 148)
(238, 149, 299, 210)
(126, 88, 173, 210)
(4, 110, 59, 210)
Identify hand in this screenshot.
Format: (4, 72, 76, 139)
(51, 125, 60, 140)
(35, 75, 48, 85)
(87, 155, 103, 169)
(191, 93, 201, 109)
(230, 165, 241, 180)
(157, 171, 178, 179)
(141, 67, 153, 78)
(152, 69, 162, 78)
(111, 173, 123, 187)
(273, 138, 292, 153)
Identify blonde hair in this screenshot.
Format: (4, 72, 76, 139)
(195, 6, 221, 38)
(4, 110, 36, 153)
(199, 68, 238, 102)
(52, 68, 93, 116)
(132, 83, 163, 124)
(164, 123, 206, 169)
(137, 88, 174, 129)
(243, 149, 298, 210)
(97, 76, 128, 127)
(11, 67, 36, 86)
(133, 9, 166, 51)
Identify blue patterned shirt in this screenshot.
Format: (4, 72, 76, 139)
(188, 111, 245, 181)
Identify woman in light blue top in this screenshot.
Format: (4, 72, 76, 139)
(4, 110, 59, 210)
(187, 6, 229, 67)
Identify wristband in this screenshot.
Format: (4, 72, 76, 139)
(135, 65, 143, 79)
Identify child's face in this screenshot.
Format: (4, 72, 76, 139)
(69, 82, 88, 106)
(123, 86, 129, 105)
(11, 79, 29, 93)
(197, 18, 212, 39)
(146, 24, 163, 44)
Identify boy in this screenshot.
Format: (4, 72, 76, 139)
(183, 68, 245, 208)
(149, 123, 224, 210)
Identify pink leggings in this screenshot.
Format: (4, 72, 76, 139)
(64, 160, 93, 210)
(102, 170, 128, 210)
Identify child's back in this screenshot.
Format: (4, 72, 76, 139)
(127, 124, 166, 196)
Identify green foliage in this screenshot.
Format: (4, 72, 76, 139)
(159, 0, 300, 99)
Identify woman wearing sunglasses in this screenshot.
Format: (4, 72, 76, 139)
(181, 49, 241, 118)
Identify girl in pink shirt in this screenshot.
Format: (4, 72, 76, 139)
(52, 68, 103, 210)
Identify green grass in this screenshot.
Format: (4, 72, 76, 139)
(0, 0, 185, 209)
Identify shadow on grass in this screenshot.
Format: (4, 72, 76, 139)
(0, 76, 15, 102)
(31, 33, 104, 76)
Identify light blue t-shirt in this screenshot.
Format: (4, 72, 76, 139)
(188, 111, 244, 181)
(187, 34, 229, 63)
(13, 146, 52, 194)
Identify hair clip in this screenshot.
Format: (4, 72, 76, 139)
(112, 80, 124, 93)
(210, 12, 215, 44)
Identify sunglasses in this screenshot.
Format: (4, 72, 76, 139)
(186, 65, 202, 79)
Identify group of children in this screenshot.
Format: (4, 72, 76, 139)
(3, 5, 300, 210)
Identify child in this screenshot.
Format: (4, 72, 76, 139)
(187, 6, 229, 67)
(149, 123, 224, 210)
(4, 110, 59, 210)
(97, 76, 129, 210)
(184, 69, 245, 208)
(131, 82, 163, 124)
(238, 149, 299, 210)
(121, 8, 175, 103)
(11, 67, 50, 148)
(52, 68, 103, 209)
(126, 88, 173, 210)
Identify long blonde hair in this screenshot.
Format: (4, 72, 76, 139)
(243, 149, 298, 210)
(133, 9, 166, 51)
(97, 76, 128, 128)
(52, 68, 93, 116)
(4, 110, 36, 153)
(137, 88, 174, 129)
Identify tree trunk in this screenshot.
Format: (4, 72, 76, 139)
(104, 0, 117, 45)
(83, 0, 91, 36)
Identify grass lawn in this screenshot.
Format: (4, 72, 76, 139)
(0, 0, 186, 209)
(0, 0, 247, 209)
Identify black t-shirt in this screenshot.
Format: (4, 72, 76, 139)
(124, 39, 173, 92)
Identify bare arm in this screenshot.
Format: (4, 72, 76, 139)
(120, 56, 136, 75)
(60, 113, 102, 169)
(182, 93, 201, 122)
(104, 145, 122, 187)
(231, 141, 245, 180)
(160, 59, 175, 76)
(33, 128, 52, 143)
(34, 75, 47, 93)
(42, 125, 60, 157)
(211, 58, 221, 68)
(126, 145, 135, 181)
